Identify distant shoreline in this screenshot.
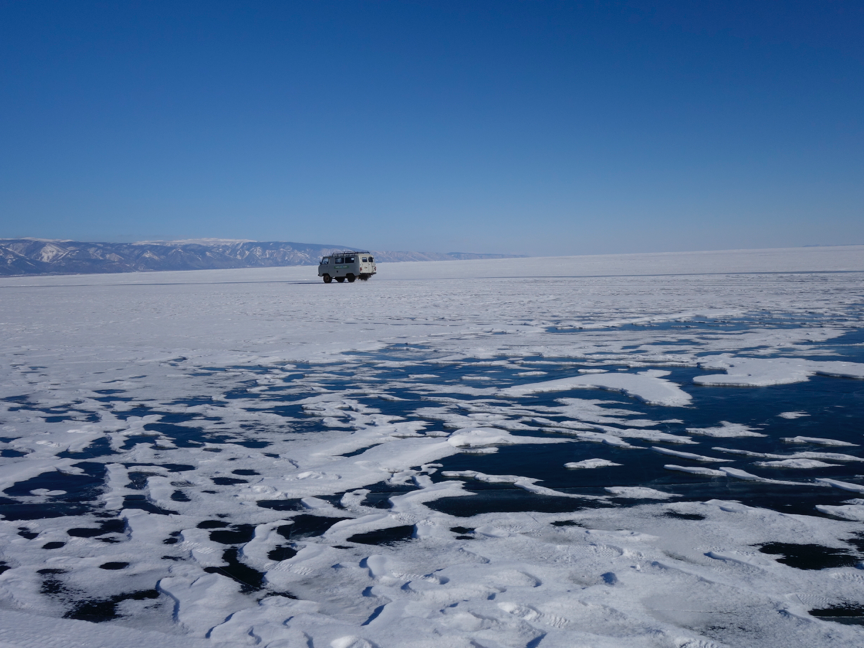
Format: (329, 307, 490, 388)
(0, 238, 524, 277)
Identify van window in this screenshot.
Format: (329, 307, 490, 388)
(361, 257, 367, 262)
(321, 257, 329, 264)
(368, 256, 374, 263)
(335, 257, 344, 264)
(346, 256, 355, 262)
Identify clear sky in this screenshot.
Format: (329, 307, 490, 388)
(1, 1, 862, 256)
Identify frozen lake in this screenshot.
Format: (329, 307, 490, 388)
(1, 246, 864, 647)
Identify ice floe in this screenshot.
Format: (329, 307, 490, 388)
(783, 436, 858, 447)
(564, 459, 622, 469)
(815, 499, 864, 522)
(719, 467, 819, 486)
(651, 446, 732, 463)
(695, 355, 864, 387)
(501, 369, 691, 406)
(664, 464, 727, 477)
(605, 486, 676, 499)
(779, 411, 809, 419)
(816, 478, 864, 493)
(686, 421, 766, 438)
(755, 459, 839, 469)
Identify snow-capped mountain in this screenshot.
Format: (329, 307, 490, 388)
(0, 239, 521, 276)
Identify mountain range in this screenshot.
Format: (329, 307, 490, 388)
(0, 239, 522, 276)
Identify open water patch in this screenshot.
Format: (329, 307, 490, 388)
(810, 603, 864, 625)
(204, 547, 266, 592)
(65, 589, 161, 623)
(428, 485, 600, 517)
(758, 543, 861, 570)
(348, 525, 415, 546)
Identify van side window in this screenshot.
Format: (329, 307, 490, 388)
(346, 256, 355, 263)
(335, 257, 344, 264)
(321, 257, 329, 264)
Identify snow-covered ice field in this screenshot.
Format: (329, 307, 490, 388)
(1, 246, 864, 648)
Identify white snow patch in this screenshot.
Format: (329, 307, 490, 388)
(447, 427, 566, 449)
(719, 467, 818, 486)
(605, 486, 677, 499)
(651, 447, 732, 463)
(815, 499, 864, 521)
(695, 355, 864, 387)
(442, 470, 599, 499)
(565, 459, 622, 469)
(783, 436, 857, 447)
(778, 411, 809, 419)
(501, 370, 691, 406)
(715, 448, 864, 463)
(816, 478, 864, 493)
(755, 459, 839, 469)
(664, 464, 727, 477)
(686, 421, 765, 438)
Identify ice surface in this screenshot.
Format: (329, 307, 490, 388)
(442, 470, 596, 499)
(816, 499, 864, 522)
(715, 448, 864, 463)
(779, 411, 809, 419)
(816, 478, 864, 494)
(695, 356, 864, 387)
(446, 428, 562, 449)
(755, 459, 840, 469)
(501, 369, 691, 406)
(605, 486, 676, 499)
(686, 421, 766, 438)
(719, 467, 816, 486)
(651, 446, 732, 463)
(784, 436, 857, 447)
(564, 459, 621, 469)
(664, 464, 727, 477)
(1, 248, 864, 647)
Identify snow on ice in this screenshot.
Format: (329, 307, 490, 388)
(1, 247, 864, 647)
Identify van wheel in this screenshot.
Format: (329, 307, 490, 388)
(323, 275, 332, 283)
(335, 277, 345, 283)
(346, 274, 356, 283)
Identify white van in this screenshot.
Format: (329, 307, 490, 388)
(318, 251, 377, 283)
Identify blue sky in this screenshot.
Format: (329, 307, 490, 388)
(1, 1, 862, 256)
